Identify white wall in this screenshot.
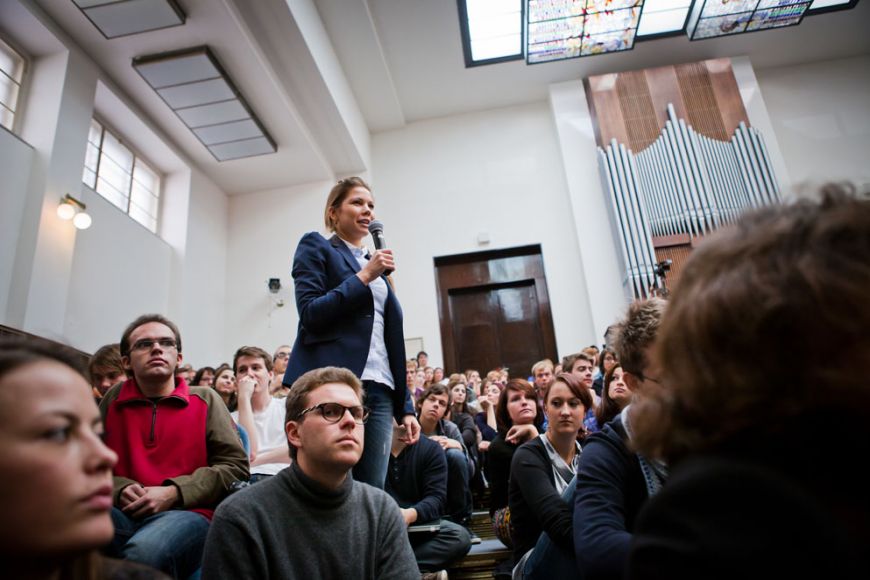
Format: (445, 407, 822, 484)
(372, 101, 597, 368)
(0, 129, 34, 323)
(225, 180, 331, 360)
(756, 54, 870, 190)
(64, 188, 173, 351)
(2, 2, 231, 363)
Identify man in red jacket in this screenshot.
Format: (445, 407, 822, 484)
(100, 314, 248, 578)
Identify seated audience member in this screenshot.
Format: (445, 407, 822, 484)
(417, 384, 474, 526)
(270, 344, 292, 397)
(432, 367, 445, 384)
(475, 379, 501, 451)
(175, 363, 194, 385)
(486, 379, 543, 549)
(423, 366, 435, 387)
(583, 346, 601, 379)
(412, 368, 427, 401)
(574, 299, 668, 580)
(212, 364, 237, 412)
(530, 359, 555, 402)
(594, 364, 630, 428)
(202, 366, 418, 579)
(447, 377, 480, 467)
(232, 346, 291, 481)
(562, 352, 600, 433)
(417, 350, 429, 369)
(510, 373, 592, 579)
(0, 338, 168, 580)
(101, 314, 249, 579)
(191, 366, 215, 387)
(89, 343, 127, 400)
(385, 422, 472, 577)
(627, 187, 870, 579)
(592, 348, 617, 397)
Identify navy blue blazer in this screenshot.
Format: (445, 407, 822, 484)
(283, 232, 414, 422)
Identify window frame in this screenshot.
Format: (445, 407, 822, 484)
(457, 0, 525, 68)
(83, 116, 163, 234)
(0, 35, 28, 134)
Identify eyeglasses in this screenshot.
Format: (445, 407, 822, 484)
(625, 369, 663, 386)
(131, 338, 177, 352)
(297, 402, 370, 424)
(274, 352, 290, 360)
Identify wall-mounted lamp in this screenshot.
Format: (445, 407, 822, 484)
(57, 193, 93, 230)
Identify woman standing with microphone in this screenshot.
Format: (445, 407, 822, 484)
(283, 177, 420, 488)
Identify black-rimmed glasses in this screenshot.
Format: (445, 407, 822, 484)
(131, 338, 177, 352)
(297, 402, 370, 424)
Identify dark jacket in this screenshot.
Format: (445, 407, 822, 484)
(283, 232, 414, 421)
(509, 437, 574, 564)
(384, 435, 447, 524)
(573, 415, 647, 580)
(485, 434, 519, 516)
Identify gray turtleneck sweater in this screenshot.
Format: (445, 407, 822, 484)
(201, 462, 418, 579)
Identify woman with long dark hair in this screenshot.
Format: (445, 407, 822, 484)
(282, 177, 420, 488)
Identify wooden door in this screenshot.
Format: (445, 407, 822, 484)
(435, 245, 557, 378)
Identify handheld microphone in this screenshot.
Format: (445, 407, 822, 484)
(367, 220, 393, 275)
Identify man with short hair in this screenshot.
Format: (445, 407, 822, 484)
(386, 422, 472, 578)
(531, 359, 555, 401)
(270, 344, 292, 397)
(175, 363, 195, 384)
(417, 350, 429, 369)
(101, 314, 249, 578)
(574, 298, 668, 580)
(563, 351, 601, 431)
(202, 366, 418, 579)
(416, 384, 474, 526)
(232, 345, 291, 481)
(89, 343, 126, 399)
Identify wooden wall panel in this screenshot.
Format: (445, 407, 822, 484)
(586, 58, 750, 150)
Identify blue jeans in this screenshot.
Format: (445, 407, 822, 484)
(520, 477, 577, 579)
(352, 380, 394, 489)
(110, 508, 209, 579)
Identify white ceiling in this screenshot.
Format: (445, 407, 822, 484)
(22, 0, 870, 195)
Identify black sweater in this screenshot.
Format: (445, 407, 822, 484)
(509, 437, 574, 564)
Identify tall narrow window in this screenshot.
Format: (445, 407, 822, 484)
(82, 118, 162, 233)
(0, 37, 26, 132)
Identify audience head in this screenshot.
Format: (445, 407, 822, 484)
(448, 378, 469, 414)
(212, 364, 236, 397)
(496, 378, 543, 434)
(416, 383, 451, 424)
(633, 186, 870, 463)
(433, 367, 444, 383)
(423, 366, 434, 385)
(562, 352, 595, 391)
(416, 350, 429, 368)
(0, 338, 117, 563)
(191, 366, 215, 387)
(545, 373, 593, 439)
(413, 368, 426, 389)
(531, 359, 555, 398)
(284, 366, 365, 466)
(233, 346, 274, 399)
(272, 345, 291, 375)
(595, 363, 629, 427)
(482, 379, 502, 406)
(611, 298, 666, 394)
(599, 347, 618, 375)
(88, 343, 126, 397)
(120, 314, 183, 387)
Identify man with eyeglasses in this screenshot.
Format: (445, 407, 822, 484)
(100, 314, 249, 578)
(202, 366, 418, 579)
